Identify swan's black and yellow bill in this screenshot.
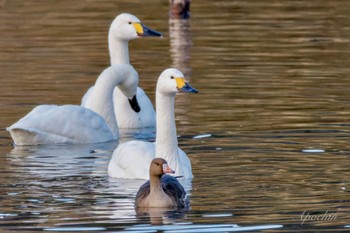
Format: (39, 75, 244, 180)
(133, 23, 162, 37)
(128, 95, 141, 113)
(175, 78, 198, 93)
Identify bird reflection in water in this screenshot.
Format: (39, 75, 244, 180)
(169, 0, 192, 79)
(136, 207, 188, 225)
(169, 0, 190, 19)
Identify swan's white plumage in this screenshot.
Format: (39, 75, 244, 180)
(108, 68, 196, 179)
(83, 87, 156, 129)
(113, 87, 156, 129)
(8, 64, 139, 146)
(108, 140, 192, 179)
(108, 141, 155, 179)
(81, 13, 157, 129)
(8, 105, 115, 145)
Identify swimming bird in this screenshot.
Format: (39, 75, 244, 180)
(108, 68, 197, 179)
(82, 13, 161, 129)
(7, 64, 139, 145)
(135, 158, 188, 208)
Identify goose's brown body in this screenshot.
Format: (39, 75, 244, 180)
(135, 158, 188, 208)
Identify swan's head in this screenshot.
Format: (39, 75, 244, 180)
(118, 67, 141, 112)
(157, 68, 198, 95)
(109, 13, 162, 41)
(150, 158, 175, 177)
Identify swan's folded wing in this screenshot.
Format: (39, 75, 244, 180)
(7, 127, 75, 145)
(7, 105, 115, 145)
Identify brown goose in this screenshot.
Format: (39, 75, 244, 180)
(135, 158, 188, 208)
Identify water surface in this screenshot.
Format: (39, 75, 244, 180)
(0, 0, 350, 232)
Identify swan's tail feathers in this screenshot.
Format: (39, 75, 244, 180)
(7, 127, 71, 146)
(7, 127, 37, 146)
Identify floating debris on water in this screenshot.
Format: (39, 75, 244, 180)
(44, 227, 106, 232)
(126, 223, 283, 232)
(193, 134, 212, 139)
(0, 213, 18, 219)
(302, 149, 325, 153)
(202, 213, 233, 218)
(89, 149, 109, 154)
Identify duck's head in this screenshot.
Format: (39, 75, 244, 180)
(157, 68, 198, 95)
(109, 13, 162, 41)
(150, 158, 175, 177)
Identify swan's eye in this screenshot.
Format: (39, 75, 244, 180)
(170, 76, 174, 79)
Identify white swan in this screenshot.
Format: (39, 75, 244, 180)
(108, 68, 198, 179)
(82, 13, 161, 129)
(7, 64, 139, 146)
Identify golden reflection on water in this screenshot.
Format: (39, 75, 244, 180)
(0, 0, 350, 231)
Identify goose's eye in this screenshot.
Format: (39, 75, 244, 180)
(170, 76, 174, 79)
(155, 162, 160, 166)
(128, 22, 132, 25)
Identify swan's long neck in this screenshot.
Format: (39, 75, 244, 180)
(90, 68, 124, 138)
(155, 92, 182, 173)
(109, 37, 130, 65)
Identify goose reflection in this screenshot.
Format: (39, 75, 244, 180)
(135, 207, 188, 225)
